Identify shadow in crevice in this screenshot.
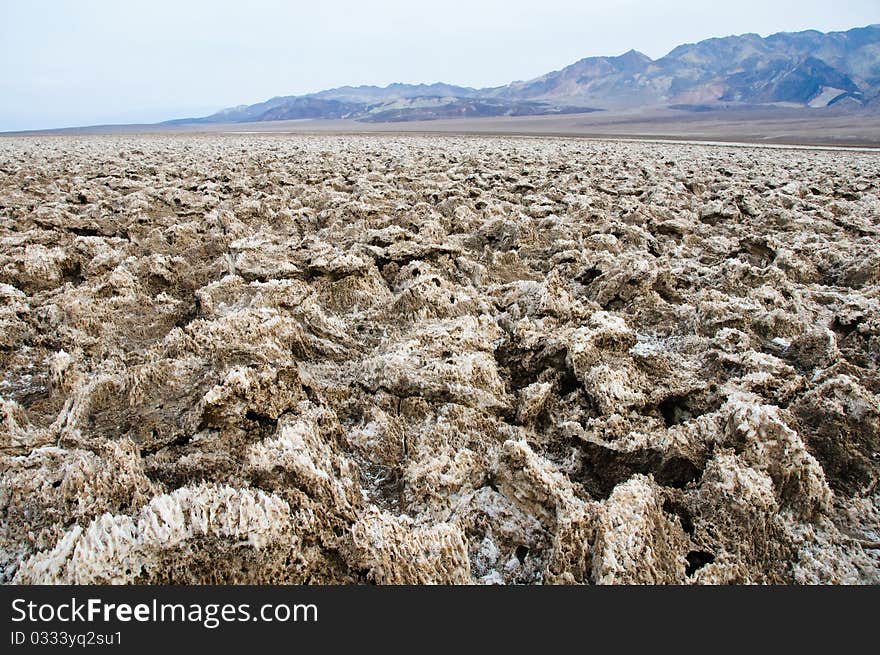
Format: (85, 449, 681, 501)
(573, 442, 702, 500)
(685, 550, 716, 576)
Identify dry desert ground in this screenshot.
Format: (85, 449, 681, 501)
(0, 134, 878, 584)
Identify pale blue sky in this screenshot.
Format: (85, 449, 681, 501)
(1, 0, 878, 131)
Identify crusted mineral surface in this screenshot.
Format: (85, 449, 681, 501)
(1, 135, 878, 584)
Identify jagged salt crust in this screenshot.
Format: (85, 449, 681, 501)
(0, 135, 877, 584)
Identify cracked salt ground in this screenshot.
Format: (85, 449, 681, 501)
(0, 134, 878, 584)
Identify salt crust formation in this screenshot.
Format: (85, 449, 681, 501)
(1, 135, 877, 584)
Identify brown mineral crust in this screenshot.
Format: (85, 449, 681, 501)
(1, 134, 878, 584)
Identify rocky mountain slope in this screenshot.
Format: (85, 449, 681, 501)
(166, 25, 880, 124)
(1, 135, 877, 584)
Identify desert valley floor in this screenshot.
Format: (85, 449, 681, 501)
(0, 134, 878, 584)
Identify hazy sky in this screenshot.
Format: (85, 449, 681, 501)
(1, 0, 878, 131)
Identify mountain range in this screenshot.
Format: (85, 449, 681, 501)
(166, 24, 880, 124)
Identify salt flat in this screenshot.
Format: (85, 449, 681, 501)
(1, 135, 877, 584)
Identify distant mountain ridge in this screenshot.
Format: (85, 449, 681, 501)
(166, 24, 880, 124)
